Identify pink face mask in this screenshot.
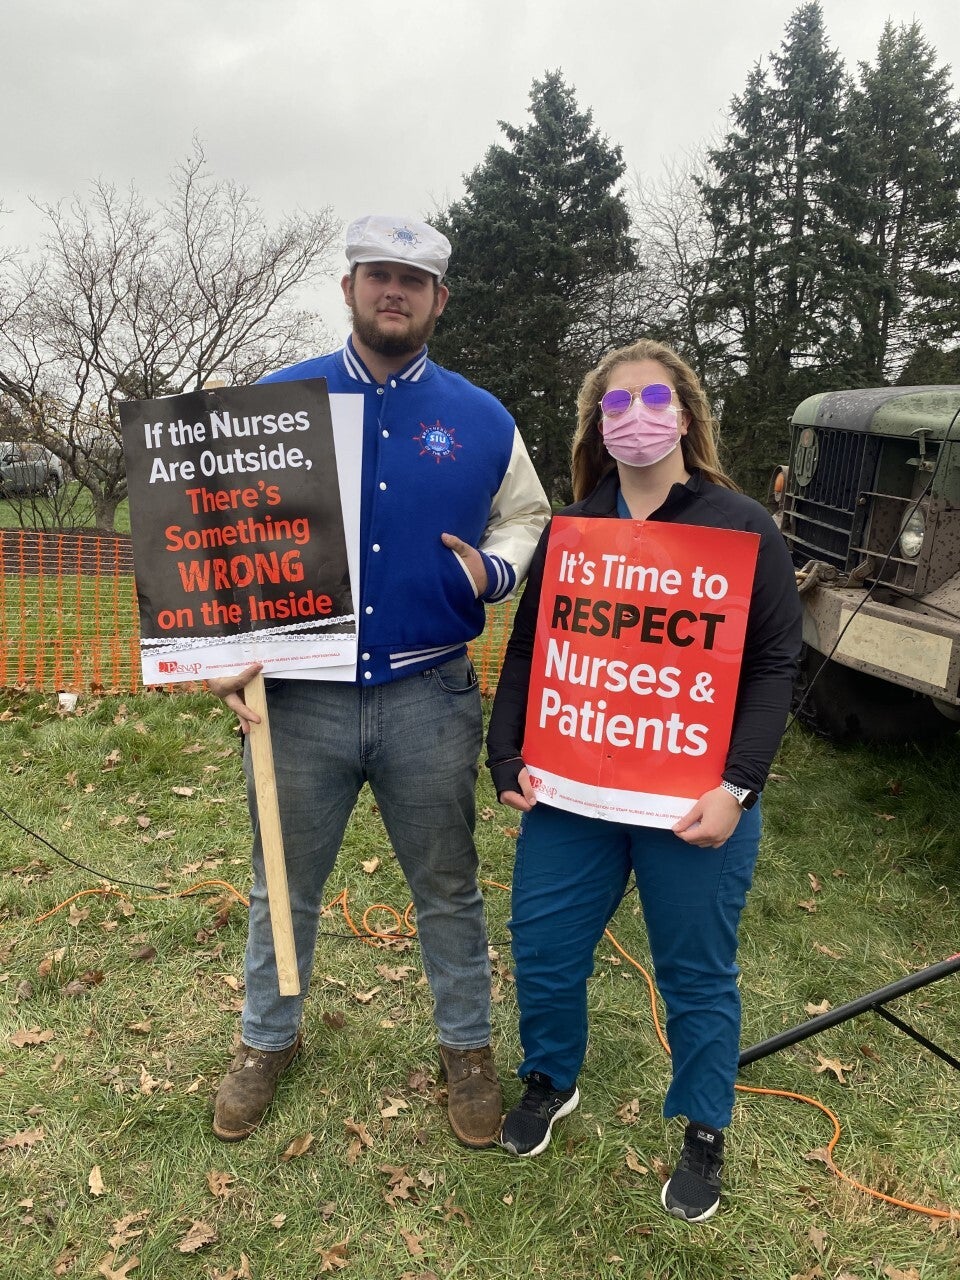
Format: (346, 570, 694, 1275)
(601, 399, 681, 468)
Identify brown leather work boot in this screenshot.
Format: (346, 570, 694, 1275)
(213, 1035, 302, 1141)
(439, 1044, 503, 1148)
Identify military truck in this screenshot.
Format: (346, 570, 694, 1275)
(771, 385, 960, 741)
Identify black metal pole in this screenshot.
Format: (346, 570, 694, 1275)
(738, 954, 960, 1069)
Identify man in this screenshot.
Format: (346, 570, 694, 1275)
(208, 215, 550, 1148)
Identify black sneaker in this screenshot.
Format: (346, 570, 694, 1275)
(660, 1122, 724, 1222)
(500, 1071, 580, 1157)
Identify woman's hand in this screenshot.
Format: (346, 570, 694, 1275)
(499, 765, 537, 813)
(672, 786, 743, 847)
(206, 662, 263, 734)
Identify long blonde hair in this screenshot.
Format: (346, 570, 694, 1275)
(571, 338, 738, 501)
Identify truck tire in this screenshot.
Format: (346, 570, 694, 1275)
(794, 646, 957, 744)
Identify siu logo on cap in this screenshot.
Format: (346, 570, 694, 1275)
(391, 224, 420, 249)
(413, 420, 462, 464)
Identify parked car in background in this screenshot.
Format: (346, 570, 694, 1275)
(0, 441, 65, 496)
(771, 385, 960, 742)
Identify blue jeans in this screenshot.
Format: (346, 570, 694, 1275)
(240, 656, 491, 1052)
(509, 801, 761, 1129)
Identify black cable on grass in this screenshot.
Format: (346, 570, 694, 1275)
(0, 799, 164, 893)
(0, 800, 446, 942)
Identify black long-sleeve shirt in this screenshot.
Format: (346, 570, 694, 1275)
(486, 468, 802, 797)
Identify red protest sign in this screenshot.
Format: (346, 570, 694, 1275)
(522, 516, 760, 827)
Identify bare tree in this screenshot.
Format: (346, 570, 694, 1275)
(627, 151, 732, 391)
(0, 143, 339, 529)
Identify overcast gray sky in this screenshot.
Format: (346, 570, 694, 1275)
(4, 0, 958, 338)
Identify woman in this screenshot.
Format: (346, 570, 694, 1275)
(486, 339, 801, 1223)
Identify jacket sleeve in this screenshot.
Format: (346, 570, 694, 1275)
(485, 519, 552, 777)
(477, 428, 551, 603)
(723, 519, 803, 792)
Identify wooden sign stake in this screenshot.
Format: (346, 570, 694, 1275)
(243, 674, 300, 996)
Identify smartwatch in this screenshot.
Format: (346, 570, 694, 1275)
(721, 780, 759, 810)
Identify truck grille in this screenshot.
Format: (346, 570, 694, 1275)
(782, 428, 881, 570)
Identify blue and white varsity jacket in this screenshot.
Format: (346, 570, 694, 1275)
(260, 337, 550, 685)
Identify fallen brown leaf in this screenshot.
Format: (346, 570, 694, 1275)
(796, 898, 818, 913)
(317, 1241, 350, 1272)
(361, 857, 380, 874)
(376, 964, 415, 983)
(322, 1010, 346, 1031)
(280, 1132, 315, 1161)
(380, 1163, 417, 1206)
(400, 1229, 424, 1257)
(380, 1096, 410, 1119)
(206, 1170, 235, 1199)
(883, 1268, 922, 1280)
(97, 1254, 139, 1280)
(813, 942, 844, 960)
(441, 1193, 472, 1226)
(804, 1000, 831, 1016)
(138, 1065, 161, 1095)
(807, 1224, 827, 1252)
(89, 1165, 106, 1196)
(108, 1211, 150, 1249)
(625, 1149, 648, 1175)
(803, 1146, 836, 1169)
(177, 1220, 217, 1253)
(407, 1069, 432, 1094)
(10, 1027, 55, 1048)
(813, 1054, 853, 1084)
(52, 1245, 79, 1275)
(616, 1097, 641, 1125)
(351, 987, 381, 1004)
(344, 1118, 374, 1154)
(1, 1127, 45, 1150)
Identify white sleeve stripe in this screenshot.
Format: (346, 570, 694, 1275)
(389, 643, 463, 669)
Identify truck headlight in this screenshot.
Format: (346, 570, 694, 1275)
(898, 508, 925, 558)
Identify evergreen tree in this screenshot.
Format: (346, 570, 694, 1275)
(431, 72, 636, 501)
(847, 21, 960, 378)
(700, 3, 867, 494)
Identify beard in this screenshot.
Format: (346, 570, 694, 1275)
(350, 302, 439, 358)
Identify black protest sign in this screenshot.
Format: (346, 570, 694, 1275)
(120, 379, 357, 682)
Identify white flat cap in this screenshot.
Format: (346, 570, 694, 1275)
(345, 215, 451, 278)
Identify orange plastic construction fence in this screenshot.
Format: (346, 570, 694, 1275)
(0, 529, 514, 695)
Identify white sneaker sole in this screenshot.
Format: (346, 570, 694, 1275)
(660, 1178, 720, 1222)
(501, 1086, 580, 1158)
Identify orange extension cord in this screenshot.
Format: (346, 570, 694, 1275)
(36, 879, 959, 1221)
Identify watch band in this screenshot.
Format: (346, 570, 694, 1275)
(722, 780, 758, 809)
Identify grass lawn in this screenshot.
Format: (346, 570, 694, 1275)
(0, 690, 958, 1279)
(0, 486, 130, 534)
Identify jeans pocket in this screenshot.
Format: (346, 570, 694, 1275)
(431, 656, 479, 695)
